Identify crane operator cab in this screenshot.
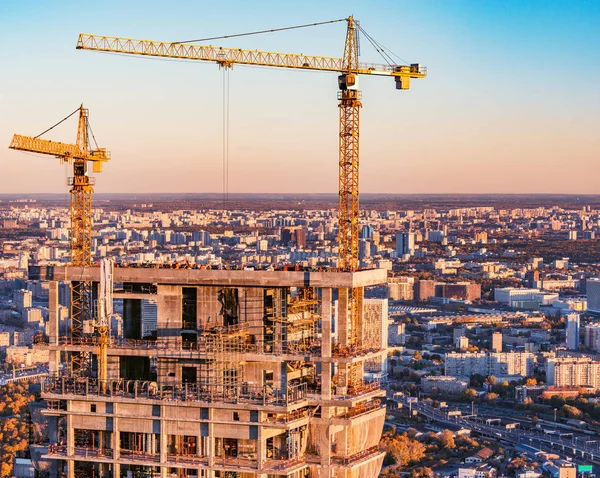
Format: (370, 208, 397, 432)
(338, 73, 359, 91)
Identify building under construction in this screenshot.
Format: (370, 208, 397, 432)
(36, 265, 388, 478)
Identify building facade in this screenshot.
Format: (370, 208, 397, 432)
(587, 278, 600, 313)
(37, 266, 388, 478)
(445, 352, 534, 379)
(584, 323, 600, 352)
(565, 313, 580, 350)
(547, 357, 600, 390)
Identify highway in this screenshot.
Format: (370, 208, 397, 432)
(395, 396, 600, 468)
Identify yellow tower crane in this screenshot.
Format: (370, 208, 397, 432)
(8, 105, 110, 376)
(76, 16, 425, 386)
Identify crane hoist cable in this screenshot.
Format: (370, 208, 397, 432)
(222, 66, 231, 206)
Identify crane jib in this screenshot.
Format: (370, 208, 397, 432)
(76, 34, 426, 78)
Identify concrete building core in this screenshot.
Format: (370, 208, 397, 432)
(36, 266, 387, 478)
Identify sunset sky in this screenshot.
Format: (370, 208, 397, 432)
(1, 0, 598, 195)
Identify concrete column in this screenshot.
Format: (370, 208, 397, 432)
(320, 289, 333, 470)
(66, 400, 75, 478)
(157, 285, 183, 350)
(321, 288, 332, 358)
(338, 288, 349, 346)
(48, 281, 59, 374)
(322, 288, 333, 401)
(208, 408, 215, 467)
(66, 401, 74, 456)
(257, 420, 265, 472)
(112, 403, 120, 476)
(160, 406, 168, 478)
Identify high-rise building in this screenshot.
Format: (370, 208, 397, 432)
(414, 280, 435, 302)
(565, 313, 580, 350)
(359, 239, 371, 261)
(388, 323, 405, 345)
(492, 332, 502, 353)
(587, 278, 600, 313)
(18, 252, 29, 271)
(256, 239, 268, 252)
(38, 265, 388, 477)
(584, 323, 600, 352)
(280, 227, 293, 245)
(547, 357, 600, 389)
(14, 289, 32, 312)
(293, 228, 307, 248)
(455, 336, 469, 350)
(395, 232, 415, 257)
(361, 225, 374, 239)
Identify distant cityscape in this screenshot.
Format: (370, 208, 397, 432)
(1, 195, 600, 477)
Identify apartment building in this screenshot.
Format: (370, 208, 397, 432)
(445, 352, 534, 379)
(547, 357, 600, 390)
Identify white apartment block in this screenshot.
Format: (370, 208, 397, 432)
(547, 357, 600, 390)
(445, 352, 534, 379)
(494, 287, 558, 307)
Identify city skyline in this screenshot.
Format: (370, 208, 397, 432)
(1, 0, 599, 194)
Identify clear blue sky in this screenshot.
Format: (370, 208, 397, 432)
(1, 0, 599, 194)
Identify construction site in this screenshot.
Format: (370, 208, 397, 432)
(34, 265, 388, 478)
(9, 15, 425, 478)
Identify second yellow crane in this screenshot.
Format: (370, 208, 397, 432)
(9, 105, 110, 377)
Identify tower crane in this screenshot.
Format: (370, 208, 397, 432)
(9, 105, 110, 376)
(76, 17, 425, 387)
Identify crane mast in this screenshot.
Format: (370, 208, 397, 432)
(336, 17, 363, 389)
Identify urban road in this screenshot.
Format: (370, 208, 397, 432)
(395, 396, 600, 468)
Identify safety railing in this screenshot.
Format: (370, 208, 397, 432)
(39, 334, 325, 358)
(42, 376, 308, 407)
(336, 400, 382, 419)
(338, 445, 380, 465)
